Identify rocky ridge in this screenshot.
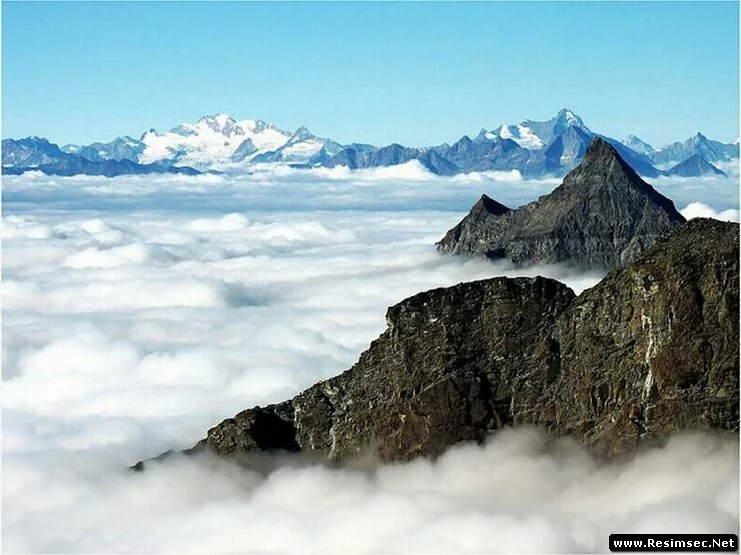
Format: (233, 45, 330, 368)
(136, 218, 739, 468)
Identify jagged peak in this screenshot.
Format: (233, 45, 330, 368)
(561, 137, 648, 186)
(291, 126, 316, 141)
(556, 108, 582, 123)
(471, 194, 511, 217)
(198, 113, 235, 125)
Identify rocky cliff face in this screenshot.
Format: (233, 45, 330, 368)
(437, 138, 686, 269)
(137, 218, 738, 468)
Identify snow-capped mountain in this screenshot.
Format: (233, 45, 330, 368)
(4, 109, 738, 178)
(63, 136, 145, 163)
(652, 132, 739, 167)
(326, 108, 664, 177)
(622, 134, 654, 156)
(250, 126, 344, 166)
(138, 114, 293, 168)
(60, 114, 344, 169)
(479, 109, 590, 150)
(2, 136, 198, 177)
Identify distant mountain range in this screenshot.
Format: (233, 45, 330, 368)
(2, 109, 737, 178)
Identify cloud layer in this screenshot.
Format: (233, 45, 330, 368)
(3, 168, 738, 553)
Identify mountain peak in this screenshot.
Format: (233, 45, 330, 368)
(292, 126, 316, 141)
(473, 194, 511, 217)
(556, 108, 581, 123)
(561, 137, 680, 203)
(584, 135, 617, 157)
(438, 135, 685, 268)
(551, 108, 587, 131)
(199, 113, 233, 125)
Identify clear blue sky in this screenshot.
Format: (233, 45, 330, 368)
(2, 1, 738, 147)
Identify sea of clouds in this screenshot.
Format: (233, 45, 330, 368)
(3, 163, 739, 553)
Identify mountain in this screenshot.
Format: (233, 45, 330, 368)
(653, 132, 739, 167)
(437, 137, 685, 269)
(325, 143, 459, 175)
(667, 154, 727, 177)
(622, 134, 654, 156)
(3, 155, 199, 177)
(137, 114, 294, 168)
(5, 110, 737, 178)
(437, 135, 532, 174)
(485, 108, 590, 148)
(250, 126, 344, 166)
(134, 218, 739, 468)
(2, 137, 199, 177)
(324, 108, 667, 178)
(601, 136, 663, 178)
(64, 136, 144, 162)
(2, 137, 69, 167)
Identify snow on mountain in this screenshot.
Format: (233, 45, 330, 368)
(6, 109, 738, 179)
(622, 134, 654, 156)
(492, 123, 545, 149)
(138, 114, 293, 168)
(652, 132, 740, 167)
(482, 109, 590, 150)
(252, 126, 344, 166)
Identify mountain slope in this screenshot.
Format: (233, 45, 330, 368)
(66, 136, 144, 162)
(250, 126, 344, 166)
(622, 134, 654, 156)
(667, 154, 727, 177)
(437, 137, 685, 269)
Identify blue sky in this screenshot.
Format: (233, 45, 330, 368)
(2, 1, 738, 147)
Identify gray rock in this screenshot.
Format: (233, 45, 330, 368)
(437, 137, 685, 269)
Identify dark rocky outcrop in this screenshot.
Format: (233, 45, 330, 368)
(136, 218, 738, 469)
(437, 138, 686, 269)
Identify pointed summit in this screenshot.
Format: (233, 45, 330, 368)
(555, 108, 584, 127)
(622, 134, 654, 156)
(437, 194, 511, 255)
(564, 136, 642, 183)
(437, 137, 685, 268)
(291, 126, 316, 142)
(668, 154, 727, 177)
(474, 194, 511, 217)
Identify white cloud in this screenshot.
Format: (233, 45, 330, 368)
(2, 169, 738, 553)
(451, 168, 525, 183)
(680, 201, 739, 222)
